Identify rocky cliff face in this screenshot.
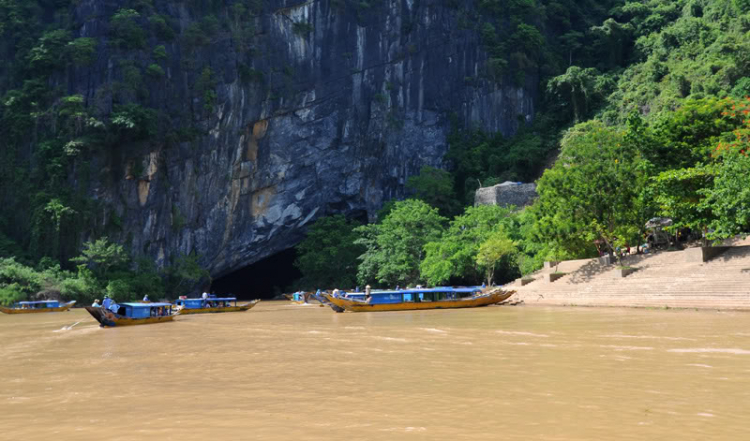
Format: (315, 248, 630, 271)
(70, 0, 536, 277)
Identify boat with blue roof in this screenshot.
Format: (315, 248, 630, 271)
(323, 286, 514, 312)
(85, 302, 176, 327)
(174, 296, 259, 314)
(0, 300, 76, 314)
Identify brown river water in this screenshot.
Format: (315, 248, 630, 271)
(1, 302, 749, 440)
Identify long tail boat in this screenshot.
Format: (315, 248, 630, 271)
(323, 287, 514, 313)
(174, 297, 260, 314)
(0, 300, 76, 314)
(286, 291, 318, 304)
(85, 302, 176, 327)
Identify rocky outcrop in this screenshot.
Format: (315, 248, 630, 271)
(68, 0, 537, 277)
(475, 182, 537, 208)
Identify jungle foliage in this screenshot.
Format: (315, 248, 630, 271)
(4, 0, 750, 295)
(295, 0, 750, 289)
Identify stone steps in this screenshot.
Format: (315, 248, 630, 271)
(514, 245, 750, 309)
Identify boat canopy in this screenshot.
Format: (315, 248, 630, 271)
(369, 287, 485, 295)
(17, 300, 61, 305)
(120, 302, 173, 308)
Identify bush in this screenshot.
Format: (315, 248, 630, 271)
(0, 284, 26, 306)
(146, 64, 165, 78)
(110, 9, 147, 50)
(59, 276, 99, 305)
(152, 45, 167, 61)
(67, 38, 97, 66)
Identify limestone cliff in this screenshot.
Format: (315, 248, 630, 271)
(66, 0, 536, 277)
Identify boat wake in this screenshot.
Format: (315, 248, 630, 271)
(53, 321, 82, 332)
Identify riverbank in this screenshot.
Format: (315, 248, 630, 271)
(511, 239, 750, 310)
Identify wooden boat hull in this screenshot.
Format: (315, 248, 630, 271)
(85, 306, 176, 327)
(323, 289, 515, 312)
(177, 300, 259, 315)
(0, 301, 76, 314)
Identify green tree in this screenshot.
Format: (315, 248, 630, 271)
(70, 237, 128, 280)
(547, 66, 602, 122)
(295, 215, 364, 290)
(703, 152, 750, 239)
(534, 120, 647, 258)
(109, 9, 146, 50)
(702, 97, 750, 239)
(356, 200, 446, 287)
(652, 166, 715, 244)
(476, 230, 517, 285)
(420, 205, 516, 285)
(406, 166, 460, 217)
(67, 38, 97, 66)
(165, 252, 210, 298)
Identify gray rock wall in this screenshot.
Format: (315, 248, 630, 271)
(475, 182, 538, 209)
(66, 0, 537, 278)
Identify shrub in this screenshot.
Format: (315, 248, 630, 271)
(110, 9, 147, 50)
(146, 63, 165, 78)
(67, 38, 97, 66)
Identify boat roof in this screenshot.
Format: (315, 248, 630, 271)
(179, 297, 236, 301)
(17, 300, 59, 304)
(366, 287, 485, 295)
(120, 302, 173, 308)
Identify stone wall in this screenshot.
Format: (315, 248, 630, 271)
(474, 182, 538, 208)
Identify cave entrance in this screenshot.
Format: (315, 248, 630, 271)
(210, 248, 302, 300)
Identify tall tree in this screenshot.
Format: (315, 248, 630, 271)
(421, 205, 516, 285)
(356, 200, 446, 287)
(534, 120, 647, 257)
(295, 215, 364, 290)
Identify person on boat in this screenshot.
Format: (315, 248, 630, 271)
(482, 282, 486, 289)
(102, 295, 113, 310)
(332, 289, 340, 298)
(143, 294, 149, 302)
(92, 299, 101, 307)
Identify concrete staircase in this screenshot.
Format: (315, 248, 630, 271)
(512, 244, 750, 309)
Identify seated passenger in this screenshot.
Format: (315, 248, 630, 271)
(92, 299, 101, 307)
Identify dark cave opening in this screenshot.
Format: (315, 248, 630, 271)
(210, 248, 302, 300)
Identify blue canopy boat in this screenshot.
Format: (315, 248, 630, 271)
(174, 296, 259, 314)
(85, 302, 176, 327)
(0, 300, 76, 314)
(323, 286, 514, 312)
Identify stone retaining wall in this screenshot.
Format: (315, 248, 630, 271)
(475, 182, 537, 208)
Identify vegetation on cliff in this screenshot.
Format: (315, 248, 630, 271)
(294, 0, 750, 290)
(3, 0, 750, 298)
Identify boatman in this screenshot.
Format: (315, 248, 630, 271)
(143, 294, 149, 302)
(102, 295, 113, 310)
(365, 285, 372, 303)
